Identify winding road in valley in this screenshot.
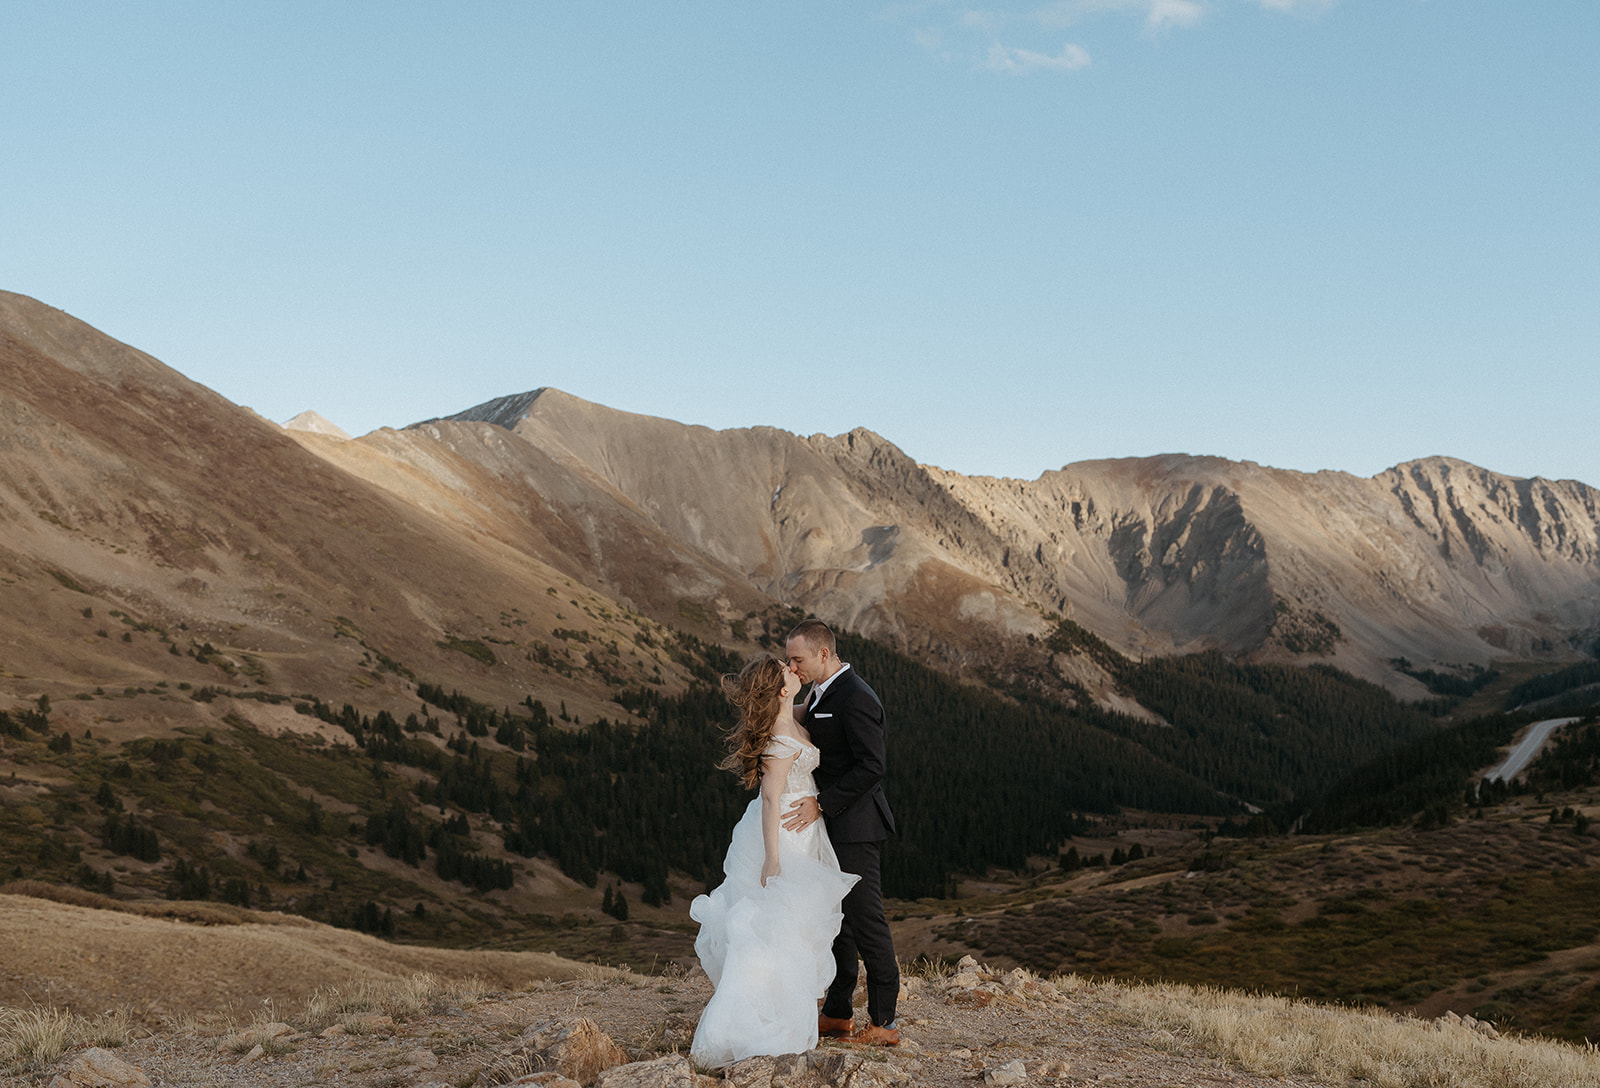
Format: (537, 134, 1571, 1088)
(1485, 717, 1581, 782)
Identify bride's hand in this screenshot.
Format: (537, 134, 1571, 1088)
(780, 665, 802, 701)
(760, 858, 781, 887)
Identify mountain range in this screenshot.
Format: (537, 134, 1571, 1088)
(2, 289, 1598, 721)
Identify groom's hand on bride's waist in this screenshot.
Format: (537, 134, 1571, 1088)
(782, 796, 821, 832)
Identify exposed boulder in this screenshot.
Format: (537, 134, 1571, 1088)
(57, 1048, 152, 1088)
(477, 1017, 630, 1087)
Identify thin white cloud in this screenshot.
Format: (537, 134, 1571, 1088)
(1030, 1, 1079, 28)
(1032, 0, 1206, 32)
(913, 26, 949, 56)
(893, 0, 1263, 73)
(987, 41, 1092, 72)
(1249, 0, 1333, 11)
(1143, 0, 1206, 29)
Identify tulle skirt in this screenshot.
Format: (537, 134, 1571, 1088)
(689, 794, 860, 1068)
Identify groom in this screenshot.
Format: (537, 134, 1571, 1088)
(782, 619, 900, 1046)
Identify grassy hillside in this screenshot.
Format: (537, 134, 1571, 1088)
(0, 887, 602, 1016)
(929, 724, 1600, 1043)
(10, 610, 1588, 1037)
(9, 610, 1424, 925)
(0, 613, 1468, 912)
(12, 908, 1600, 1088)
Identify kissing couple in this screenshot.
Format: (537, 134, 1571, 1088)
(689, 619, 901, 1068)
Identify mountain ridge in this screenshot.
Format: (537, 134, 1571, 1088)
(3, 290, 1598, 708)
(390, 383, 1600, 692)
(0, 291, 709, 728)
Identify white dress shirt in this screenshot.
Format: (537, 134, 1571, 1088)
(809, 661, 851, 707)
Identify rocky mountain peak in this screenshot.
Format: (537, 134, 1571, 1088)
(280, 410, 352, 439)
(375, 381, 1600, 691)
(427, 387, 550, 431)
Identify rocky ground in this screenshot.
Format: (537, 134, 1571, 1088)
(14, 954, 1580, 1088)
(2, 961, 1325, 1088)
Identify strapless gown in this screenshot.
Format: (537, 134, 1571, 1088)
(689, 735, 859, 1068)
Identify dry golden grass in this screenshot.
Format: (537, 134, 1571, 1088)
(476, 1050, 541, 1087)
(0, 892, 605, 1021)
(12, 947, 1600, 1087)
(21, 880, 1600, 1088)
(219, 1021, 293, 1057)
(75, 1007, 135, 1049)
(301, 971, 500, 1041)
(1078, 973, 1600, 1088)
(0, 1006, 76, 1072)
(0, 1004, 136, 1074)
(904, 954, 956, 982)
(0, 880, 281, 927)
(303, 972, 441, 1024)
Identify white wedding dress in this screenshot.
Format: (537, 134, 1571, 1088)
(689, 735, 860, 1068)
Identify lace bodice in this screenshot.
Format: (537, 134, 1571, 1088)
(765, 735, 820, 796)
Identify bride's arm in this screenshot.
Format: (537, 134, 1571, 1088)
(759, 749, 797, 886)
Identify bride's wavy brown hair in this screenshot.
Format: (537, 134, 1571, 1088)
(718, 654, 788, 790)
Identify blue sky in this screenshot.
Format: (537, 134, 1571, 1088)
(3, 2, 1596, 486)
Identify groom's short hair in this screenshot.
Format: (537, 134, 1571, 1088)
(788, 618, 836, 654)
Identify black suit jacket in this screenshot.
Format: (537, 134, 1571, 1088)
(803, 666, 896, 843)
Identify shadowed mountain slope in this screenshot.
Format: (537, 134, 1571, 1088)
(0, 292, 700, 721)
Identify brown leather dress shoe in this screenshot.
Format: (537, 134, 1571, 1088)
(849, 1023, 901, 1046)
(818, 1014, 855, 1038)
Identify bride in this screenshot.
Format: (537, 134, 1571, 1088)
(689, 655, 860, 1068)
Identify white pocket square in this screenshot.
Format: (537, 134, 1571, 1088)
(811, 712, 833, 718)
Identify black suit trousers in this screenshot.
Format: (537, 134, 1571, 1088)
(822, 839, 899, 1027)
